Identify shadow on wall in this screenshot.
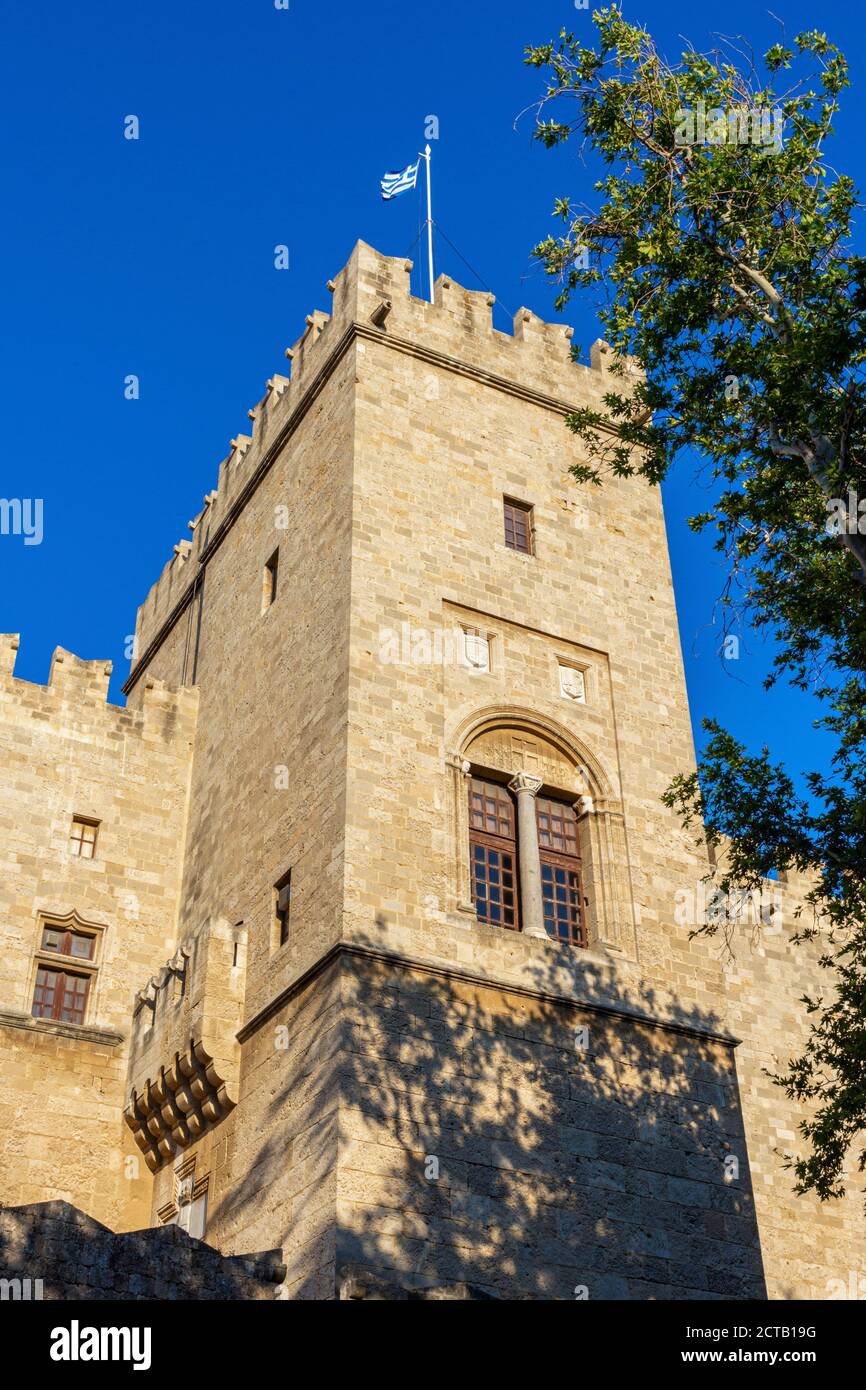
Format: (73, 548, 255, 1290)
(0, 1201, 285, 1300)
(216, 930, 768, 1301)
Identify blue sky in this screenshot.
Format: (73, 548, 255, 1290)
(2, 0, 862, 792)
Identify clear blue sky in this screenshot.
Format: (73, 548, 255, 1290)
(2, 0, 862, 792)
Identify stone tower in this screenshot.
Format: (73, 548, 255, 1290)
(1, 241, 863, 1299)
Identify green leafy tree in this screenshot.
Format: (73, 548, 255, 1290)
(526, 7, 866, 1203)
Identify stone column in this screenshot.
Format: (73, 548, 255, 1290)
(446, 753, 476, 915)
(508, 772, 547, 939)
(576, 795, 636, 956)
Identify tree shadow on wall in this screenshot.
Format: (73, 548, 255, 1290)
(219, 924, 768, 1302)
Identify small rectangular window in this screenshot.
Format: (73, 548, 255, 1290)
(161, 1179, 209, 1241)
(182, 1190, 208, 1240)
(275, 871, 291, 948)
(503, 499, 533, 554)
(262, 549, 279, 612)
(70, 817, 99, 859)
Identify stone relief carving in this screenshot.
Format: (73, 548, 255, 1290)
(460, 629, 490, 672)
(558, 664, 586, 703)
(465, 727, 576, 791)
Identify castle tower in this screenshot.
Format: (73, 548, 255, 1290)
(2, 241, 864, 1299)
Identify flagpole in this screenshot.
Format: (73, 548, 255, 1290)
(424, 143, 434, 303)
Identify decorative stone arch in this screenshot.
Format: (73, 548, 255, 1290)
(35, 906, 107, 935)
(452, 705, 615, 800)
(446, 706, 636, 956)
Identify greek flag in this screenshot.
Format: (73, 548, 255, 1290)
(380, 159, 419, 200)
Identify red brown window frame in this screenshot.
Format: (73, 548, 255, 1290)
(537, 795, 587, 947)
(31, 965, 91, 1024)
(539, 851, 588, 947)
(39, 924, 96, 960)
(468, 777, 520, 931)
(503, 498, 533, 555)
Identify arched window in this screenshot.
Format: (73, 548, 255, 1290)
(537, 796, 587, 946)
(467, 781, 588, 945)
(468, 778, 519, 930)
(449, 712, 636, 956)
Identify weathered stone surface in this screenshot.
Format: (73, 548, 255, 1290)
(0, 1201, 284, 1300)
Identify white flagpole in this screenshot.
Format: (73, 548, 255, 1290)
(423, 143, 434, 303)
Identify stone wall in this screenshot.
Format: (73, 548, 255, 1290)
(334, 951, 766, 1300)
(0, 639, 197, 1228)
(125, 330, 356, 1023)
(0, 1201, 284, 1300)
(722, 873, 866, 1300)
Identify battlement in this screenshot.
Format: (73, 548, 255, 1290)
(132, 240, 640, 668)
(0, 634, 197, 740)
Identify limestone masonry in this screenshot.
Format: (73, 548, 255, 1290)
(0, 241, 862, 1300)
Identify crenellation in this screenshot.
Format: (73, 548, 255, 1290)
(125, 917, 245, 1173)
(47, 648, 112, 703)
(218, 435, 253, 507)
(283, 308, 333, 391)
(142, 552, 180, 634)
(131, 241, 642, 669)
(0, 632, 20, 677)
(139, 676, 199, 741)
(253, 375, 288, 450)
(266, 372, 289, 400)
(0, 640, 196, 745)
(432, 274, 497, 335)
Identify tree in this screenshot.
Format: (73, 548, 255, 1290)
(525, 7, 866, 1204)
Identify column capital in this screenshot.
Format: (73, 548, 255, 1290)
(510, 773, 547, 939)
(446, 751, 472, 777)
(508, 771, 543, 796)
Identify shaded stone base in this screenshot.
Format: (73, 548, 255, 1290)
(0, 1201, 285, 1300)
(338, 1263, 497, 1300)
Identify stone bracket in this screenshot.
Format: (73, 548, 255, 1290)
(124, 1039, 235, 1173)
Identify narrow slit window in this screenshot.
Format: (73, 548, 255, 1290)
(503, 499, 533, 554)
(262, 549, 279, 612)
(275, 871, 291, 948)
